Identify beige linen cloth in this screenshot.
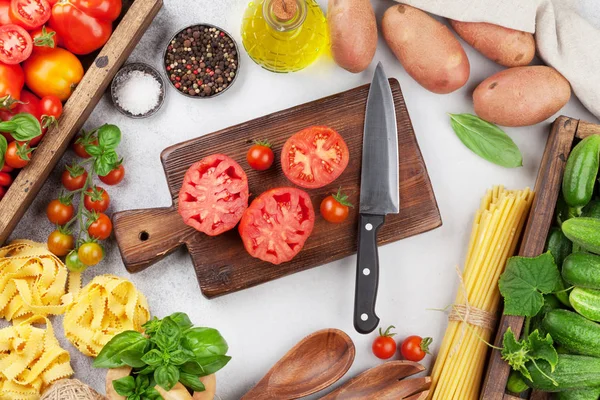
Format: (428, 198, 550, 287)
(396, 0, 600, 120)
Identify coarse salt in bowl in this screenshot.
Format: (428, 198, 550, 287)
(110, 63, 165, 118)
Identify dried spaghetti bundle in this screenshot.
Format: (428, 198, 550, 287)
(430, 186, 534, 400)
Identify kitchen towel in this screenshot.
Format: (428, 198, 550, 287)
(396, 0, 600, 120)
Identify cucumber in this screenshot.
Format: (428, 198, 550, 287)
(562, 135, 600, 209)
(556, 387, 600, 400)
(547, 227, 574, 267)
(506, 371, 529, 394)
(530, 294, 563, 335)
(525, 354, 600, 391)
(571, 287, 600, 322)
(582, 199, 600, 219)
(556, 195, 581, 226)
(542, 310, 600, 357)
(563, 218, 600, 255)
(563, 252, 600, 289)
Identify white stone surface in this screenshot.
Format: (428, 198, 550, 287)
(6, 0, 599, 398)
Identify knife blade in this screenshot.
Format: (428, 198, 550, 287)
(354, 62, 399, 334)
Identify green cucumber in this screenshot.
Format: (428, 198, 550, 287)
(571, 287, 600, 322)
(582, 199, 600, 219)
(542, 309, 600, 357)
(525, 354, 600, 391)
(556, 387, 600, 400)
(546, 227, 574, 306)
(530, 294, 562, 335)
(563, 218, 600, 255)
(563, 252, 600, 289)
(556, 195, 581, 226)
(506, 371, 528, 394)
(562, 135, 600, 209)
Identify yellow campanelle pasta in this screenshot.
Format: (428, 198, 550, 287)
(429, 186, 534, 400)
(63, 274, 150, 357)
(0, 316, 73, 400)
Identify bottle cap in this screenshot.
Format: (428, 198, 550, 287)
(272, 0, 298, 22)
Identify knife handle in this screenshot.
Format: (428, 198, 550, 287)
(354, 213, 385, 334)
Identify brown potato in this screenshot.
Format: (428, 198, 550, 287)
(382, 4, 470, 94)
(106, 367, 132, 400)
(450, 20, 535, 67)
(473, 66, 571, 126)
(328, 0, 377, 73)
(192, 374, 216, 400)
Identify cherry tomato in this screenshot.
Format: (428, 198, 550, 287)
(39, 94, 62, 128)
(46, 198, 73, 225)
(0, 185, 5, 200)
(4, 141, 30, 169)
(400, 336, 432, 362)
(61, 165, 87, 191)
(23, 47, 84, 101)
(246, 141, 274, 171)
(99, 164, 124, 185)
(31, 26, 57, 53)
(1, 90, 47, 146)
(372, 325, 397, 360)
(1, 164, 13, 173)
(65, 249, 86, 272)
(0, 0, 14, 25)
(87, 213, 112, 240)
(281, 126, 350, 189)
(84, 186, 109, 212)
(0, 24, 32, 65)
(320, 188, 353, 223)
(72, 136, 97, 158)
(0, 172, 13, 187)
(47, 229, 74, 256)
(0, 62, 24, 104)
(10, 0, 51, 30)
(78, 242, 103, 266)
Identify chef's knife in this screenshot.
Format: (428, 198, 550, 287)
(354, 62, 399, 334)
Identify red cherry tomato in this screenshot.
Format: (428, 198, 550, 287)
(0, 24, 32, 65)
(246, 141, 274, 171)
(4, 141, 30, 169)
(10, 0, 51, 30)
(87, 212, 112, 240)
(1, 164, 13, 173)
(372, 325, 397, 360)
(47, 229, 73, 256)
(72, 136, 97, 158)
(61, 166, 87, 191)
(99, 164, 125, 185)
(30, 26, 57, 53)
(84, 186, 110, 212)
(320, 188, 353, 223)
(39, 94, 62, 118)
(46, 198, 74, 225)
(400, 336, 432, 362)
(0, 172, 13, 187)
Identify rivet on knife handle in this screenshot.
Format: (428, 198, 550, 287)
(354, 213, 385, 334)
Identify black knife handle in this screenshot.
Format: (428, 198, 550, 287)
(354, 213, 385, 334)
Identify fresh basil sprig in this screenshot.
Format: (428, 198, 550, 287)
(0, 113, 42, 142)
(85, 124, 122, 176)
(449, 113, 523, 168)
(113, 374, 162, 400)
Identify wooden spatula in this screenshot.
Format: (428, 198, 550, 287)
(320, 360, 430, 400)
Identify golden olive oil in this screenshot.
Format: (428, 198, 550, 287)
(241, 0, 329, 73)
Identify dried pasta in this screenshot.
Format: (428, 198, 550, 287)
(63, 274, 150, 357)
(429, 186, 534, 400)
(0, 316, 73, 400)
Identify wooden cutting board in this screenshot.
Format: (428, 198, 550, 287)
(112, 79, 442, 298)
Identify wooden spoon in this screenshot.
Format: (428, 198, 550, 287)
(241, 329, 355, 400)
(320, 361, 431, 400)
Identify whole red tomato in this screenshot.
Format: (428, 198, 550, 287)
(1, 90, 47, 145)
(49, 0, 121, 55)
(23, 47, 84, 101)
(87, 212, 112, 240)
(31, 26, 58, 53)
(400, 336, 432, 362)
(372, 325, 397, 360)
(320, 188, 353, 223)
(246, 141, 274, 171)
(61, 165, 87, 191)
(10, 0, 51, 30)
(4, 141, 30, 169)
(84, 186, 110, 212)
(0, 24, 32, 65)
(99, 164, 124, 185)
(0, 0, 14, 25)
(0, 172, 13, 187)
(0, 62, 24, 104)
(46, 198, 74, 225)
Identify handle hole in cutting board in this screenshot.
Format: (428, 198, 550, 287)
(139, 231, 150, 241)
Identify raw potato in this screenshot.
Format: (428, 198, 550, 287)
(382, 4, 470, 94)
(106, 367, 132, 400)
(192, 374, 217, 400)
(328, 0, 377, 73)
(450, 20, 535, 67)
(473, 66, 571, 127)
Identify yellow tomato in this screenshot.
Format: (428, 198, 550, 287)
(23, 48, 84, 101)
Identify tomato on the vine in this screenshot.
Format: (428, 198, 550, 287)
(61, 164, 87, 191)
(78, 242, 103, 266)
(10, 0, 51, 30)
(4, 141, 31, 169)
(320, 188, 353, 223)
(72, 134, 97, 158)
(46, 198, 73, 225)
(99, 164, 124, 185)
(65, 249, 86, 272)
(0, 172, 13, 187)
(247, 140, 274, 171)
(47, 229, 74, 256)
(372, 325, 397, 360)
(87, 212, 112, 240)
(84, 186, 110, 212)
(0, 24, 32, 65)
(400, 336, 432, 362)
(31, 26, 57, 53)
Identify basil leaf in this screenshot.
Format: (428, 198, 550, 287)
(195, 355, 231, 376)
(170, 350, 191, 366)
(182, 327, 229, 359)
(0, 113, 42, 142)
(94, 149, 119, 177)
(135, 373, 150, 390)
(153, 317, 181, 351)
(143, 387, 163, 400)
(137, 365, 157, 375)
(85, 144, 103, 157)
(154, 364, 179, 391)
(93, 331, 148, 369)
(449, 113, 523, 168)
(98, 124, 121, 150)
(0, 134, 7, 170)
(141, 349, 164, 367)
(113, 376, 136, 396)
(142, 317, 161, 337)
(170, 312, 193, 331)
(179, 372, 206, 392)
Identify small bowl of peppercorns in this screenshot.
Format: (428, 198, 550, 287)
(163, 24, 240, 98)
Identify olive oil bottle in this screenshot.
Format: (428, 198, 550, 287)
(241, 0, 329, 73)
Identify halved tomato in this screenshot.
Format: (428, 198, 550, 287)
(10, 0, 51, 30)
(239, 187, 315, 265)
(178, 154, 249, 236)
(0, 24, 32, 65)
(281, 126, 349, 189)
(0, 0, 14, 25)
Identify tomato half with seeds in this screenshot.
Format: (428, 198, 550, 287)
(10, 0, 51, 30)
(178, 154, 249, 236)
(239, 187, 315, 265)
(281, 126, 349, 189)
(0, 24, 32, 65)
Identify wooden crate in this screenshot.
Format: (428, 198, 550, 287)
(481, 117, 600, 399)
(0, 0, 162, 245)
